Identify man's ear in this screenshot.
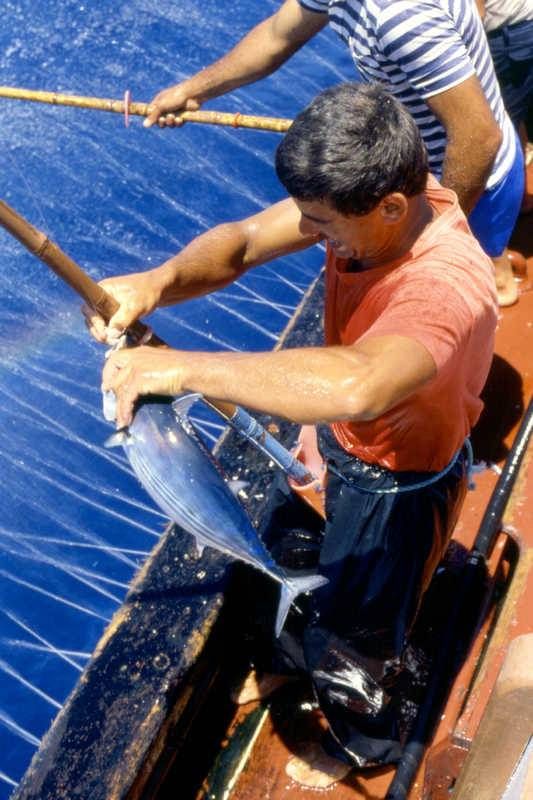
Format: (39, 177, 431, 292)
(379, 193, 408, 222)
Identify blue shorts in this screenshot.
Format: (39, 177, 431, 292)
(468, 133, 524, 257)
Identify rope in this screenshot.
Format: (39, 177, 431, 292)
(328, 438, 474, 495)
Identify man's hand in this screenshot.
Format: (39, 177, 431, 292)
(143, 83, 202, 128)
(142, 1, 326, 129)
(102, 346, 187, 427)
(82, 271, 165, 344)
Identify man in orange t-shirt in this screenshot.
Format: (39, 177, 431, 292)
(324, 171, 497, 473)
(84, 83, 498, 784)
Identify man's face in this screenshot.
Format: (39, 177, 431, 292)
(295, 197, 391, 263)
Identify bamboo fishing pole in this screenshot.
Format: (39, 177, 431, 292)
(0, 86, 292, 133)
(0, 198, 325, 514)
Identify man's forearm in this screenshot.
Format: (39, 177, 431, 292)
(179, 1, 325, 105)
(179, 340, 434, 424)
(182, 23, 300, 103)
(182, 347, 364, 423)
(149, 198, 316, 309)
(440, 138, 499, 214)
(428, 78, 503, 215)
(88, 199, 312, 339)
(149, 222, 250, 307)
(103, 336, 437, 429)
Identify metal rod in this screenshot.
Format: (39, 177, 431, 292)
(221, 404, 312, 483)
(474, 397, 533, 557)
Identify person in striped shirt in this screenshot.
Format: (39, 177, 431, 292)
(144, 0, 524, 306)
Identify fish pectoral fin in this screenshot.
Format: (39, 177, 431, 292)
(104, 427, 132, 448)
(172, 392, 203, 418)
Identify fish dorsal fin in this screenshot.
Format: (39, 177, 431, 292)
(104, 428, 131, 448)
(172, 392, 202, 419)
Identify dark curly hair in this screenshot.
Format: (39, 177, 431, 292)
(275, 82, 429, 215)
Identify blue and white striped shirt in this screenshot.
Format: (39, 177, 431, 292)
(299, 0, 515, 188)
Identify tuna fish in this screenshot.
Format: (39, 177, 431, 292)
(106, 393, 328, 636)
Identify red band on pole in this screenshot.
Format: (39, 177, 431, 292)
(124, 90, 131, 127)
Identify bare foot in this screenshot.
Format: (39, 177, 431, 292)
(507, 249, 528, 279)
(231, 670, 294, 705)
(286, 742, 352, 788)
(493, 251, 519, 307)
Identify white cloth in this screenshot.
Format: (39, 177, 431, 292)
(483, 0, 533, 33)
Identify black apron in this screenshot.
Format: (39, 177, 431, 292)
(257, 424, 467, 767)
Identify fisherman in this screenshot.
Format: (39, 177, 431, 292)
(85, 83, 498, 787)
(142, 0, 524, 307)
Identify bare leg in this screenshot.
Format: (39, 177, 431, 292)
(285, 742, 352, 788)
(493, 250, 518, 307)
(521, 137, 533, 215)
(517, 121, 529, 154)
(231, 669, 294, 705)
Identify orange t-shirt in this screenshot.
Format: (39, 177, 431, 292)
(325, 175, 498, 472)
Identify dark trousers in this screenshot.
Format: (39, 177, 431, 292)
(488, 19, 533, 128)
(259, 426, 468, 767)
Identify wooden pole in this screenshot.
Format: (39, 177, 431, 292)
(0, 198, 160, 347)
(0, 86, 292, 133)
(0, 198, 321, 501)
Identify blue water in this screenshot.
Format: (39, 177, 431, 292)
(0, 1, 350, 794)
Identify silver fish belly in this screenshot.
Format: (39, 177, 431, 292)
(106, 393, 327, 635)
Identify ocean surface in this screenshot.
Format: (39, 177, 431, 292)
(0, 1, 351, 794)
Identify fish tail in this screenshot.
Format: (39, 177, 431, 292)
(275, 573, 328, 638)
